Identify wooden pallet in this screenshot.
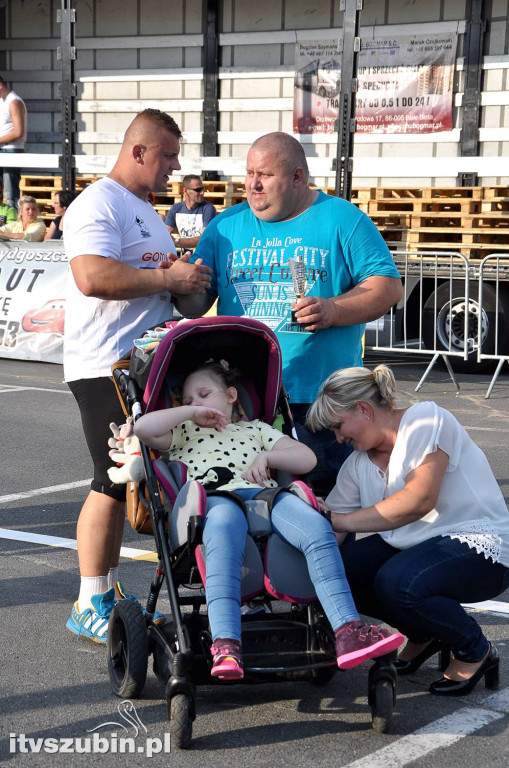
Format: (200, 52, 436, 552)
(373, 186, 483, 200)
(481, 197, 509, 213)
(224, 181, 247, 207)
(74, 176, 101, 191)
(13, 178, 509, 256)
(482, 185, 509, 199)
(368, 197, 482, 214)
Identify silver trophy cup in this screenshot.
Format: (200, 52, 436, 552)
(289, 257, 308, 325)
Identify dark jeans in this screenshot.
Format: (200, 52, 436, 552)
(291, 403, 353, 498)
(0, 147, 23, 208)
(340, 533, 509, 662)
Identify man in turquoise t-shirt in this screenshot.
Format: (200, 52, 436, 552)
(0, 179, 17, 225)
(173, 132, 402, 496)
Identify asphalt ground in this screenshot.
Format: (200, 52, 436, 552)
(1, 350, 509, 767)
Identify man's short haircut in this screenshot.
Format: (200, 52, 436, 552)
(250, 132, 309, 180)
(0, 76, 6, 86)
(137, 108, 182, 140)
(183, 174, 202, 187)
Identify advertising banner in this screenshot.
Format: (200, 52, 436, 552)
(294, 33, 457, 135)
(0, 241, 67, 363)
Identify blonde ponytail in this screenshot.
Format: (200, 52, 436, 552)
(306, 364, 397, 431)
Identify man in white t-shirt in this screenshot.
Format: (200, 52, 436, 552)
(0, 76, 27, 208)
(63, 108, 212, 644)
(165, 174, 217, 250)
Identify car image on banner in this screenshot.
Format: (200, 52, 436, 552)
(0, 240, 68, 363)
(22, 298, 65, 334)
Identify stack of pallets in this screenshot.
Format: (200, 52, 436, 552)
(16, 174, 509, 258)
(355, 186, 509, 258)
(19, 175, 63, 222)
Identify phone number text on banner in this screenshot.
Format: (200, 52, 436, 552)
(294, 33, 457, 135)
(0, 241, 68, 363)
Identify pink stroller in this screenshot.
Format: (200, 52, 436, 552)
(107, 316, 398, 748)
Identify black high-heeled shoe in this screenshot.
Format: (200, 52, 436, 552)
(429, 643, 500, 696)
(393, 639, 450, 676)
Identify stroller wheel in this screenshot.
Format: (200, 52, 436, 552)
(167, 693, 193, 749)
(107, 599, 148, 699)
(370, 678, 394, 734)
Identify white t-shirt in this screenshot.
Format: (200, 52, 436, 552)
(0, 90, 27, 149)
(326, 401, 509, 565)
(63, 177, 176, 381)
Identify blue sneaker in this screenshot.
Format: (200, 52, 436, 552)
(115, 581, 166, 626)
(66, 588, 115, 644)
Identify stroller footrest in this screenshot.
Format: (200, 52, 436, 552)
(244, 651, 337, 675)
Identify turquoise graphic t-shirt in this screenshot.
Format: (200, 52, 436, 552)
(193, 191, 400, 403)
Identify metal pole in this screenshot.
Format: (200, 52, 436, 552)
(202, 0, 219, 161)
(458, 0, 485, 186)
(57, 1, 76, 192)
(334, 0, 362, 201)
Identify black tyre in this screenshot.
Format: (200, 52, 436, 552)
(168, 693, 193, 749)
(422, 281, 509, 373)
(370, 679, 394, 734)
(107, 600, 148, 699)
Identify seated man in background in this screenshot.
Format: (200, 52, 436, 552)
(0, 178, 16, 225)
(165, 174, 217, 251)
(0, 194, 46, 241)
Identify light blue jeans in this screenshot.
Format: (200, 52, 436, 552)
(203, 488, 359, 642)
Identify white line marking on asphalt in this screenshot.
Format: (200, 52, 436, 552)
(0, 528, 157, 562)
(344, 706, 504, 768)
(484, 688, 509, 712)
(1, 512, 509, 610)
(0, 385, 70, 394)
(463, 599, 509, 615)
(0, 479, 92, 504)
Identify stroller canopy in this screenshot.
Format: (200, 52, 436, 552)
(142, 316, 283, 425)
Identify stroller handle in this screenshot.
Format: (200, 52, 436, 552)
(112, 367, 143, 421)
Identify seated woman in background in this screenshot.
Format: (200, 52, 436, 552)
(307, 364, 509, 697)
(44, 189, 76, 241)
(0, 195, 46, 242)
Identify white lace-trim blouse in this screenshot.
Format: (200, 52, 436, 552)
(326, 401, 509, 566)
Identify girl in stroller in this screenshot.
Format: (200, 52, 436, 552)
(134, 359, 404, 681)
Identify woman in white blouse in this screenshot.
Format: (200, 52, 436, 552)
(307, 364, 509, 697)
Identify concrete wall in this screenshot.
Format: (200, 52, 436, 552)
(1, 0, 508, 186)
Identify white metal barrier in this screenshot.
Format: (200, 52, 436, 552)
(478, 254, 509, 398)
(368, 250, 472, 393)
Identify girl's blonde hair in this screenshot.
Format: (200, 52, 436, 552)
(306, 364, 397, 431)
